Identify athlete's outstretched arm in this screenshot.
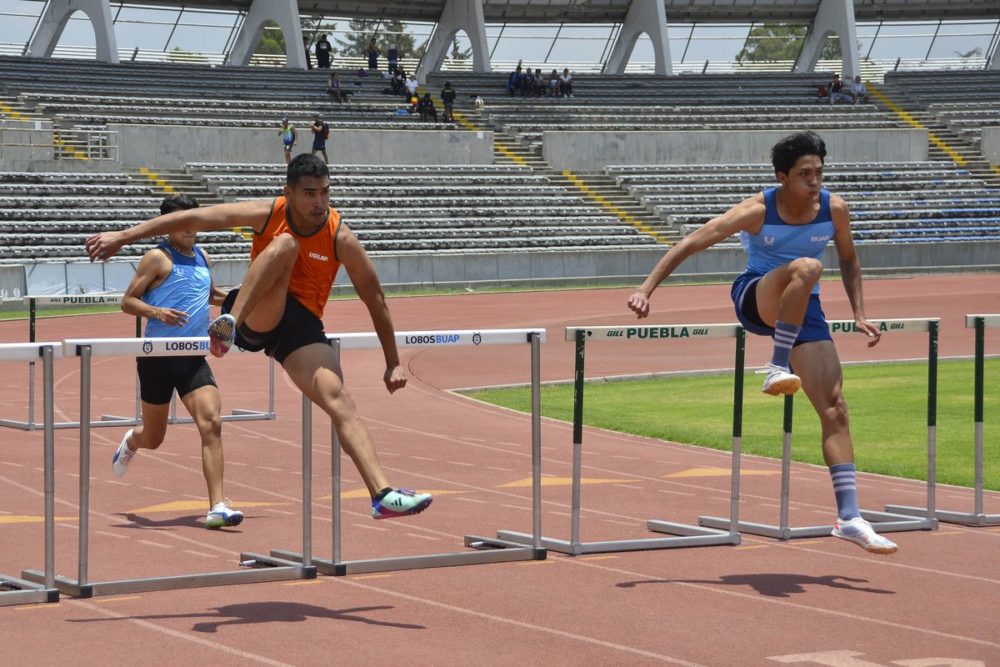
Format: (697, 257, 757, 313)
(337, 224, 407, 394)
(85, 200, 272, 263)
(627, 195, 766, 318)
(830, 194, 881, 347)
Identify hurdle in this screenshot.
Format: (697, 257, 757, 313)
(0, 342, 60, 606)
(0, 294, 276, 431)
(271, 328, 548, 575)
(700, 318, 939, 539)
(886, 314, 1000, 526)
(498, 324, 745, 555)
(20, 336, 313, 597)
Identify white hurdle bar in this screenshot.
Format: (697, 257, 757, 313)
(0, 295, 276, 431)
(0, 343, 60, 606)
(21, 336, 313, 597)
(887, 314, 1000, 526)
(700, 318, 940, 539)
(500, 324, 745, 555)
(271, 328, 548, 575)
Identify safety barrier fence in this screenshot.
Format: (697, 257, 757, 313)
(271, 328, 548, 574)
(887, 314, 1000, 526)
(498, 323, 745, 555)
(0, 294, 275, 431)
(700, 318, 940, 538)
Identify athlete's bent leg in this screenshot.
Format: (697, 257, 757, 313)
(112, 401, 169, 477)
(180, 385, 225, 508)
(229, 232, 298, 333)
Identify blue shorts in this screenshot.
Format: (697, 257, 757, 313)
(731, 273, 832, 344)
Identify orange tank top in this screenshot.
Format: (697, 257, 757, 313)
(251, 197, 343, 318)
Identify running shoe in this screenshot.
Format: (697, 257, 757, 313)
(207, 314, 236, 358)
(205, 501, 244, 529)
(112, 429, 135, 478)
(371, 489, 433, 520)
(832, 516, 898, 555)
(758, 363, 801, 396)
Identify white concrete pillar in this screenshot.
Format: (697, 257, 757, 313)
(794, 0, 859, 78)
(604, 0, 672, 76)
(416, 0, 491, 81)
(227, 0, 306, 69)
(27, 0, 119, 63)
(989, 43, 1000, 70)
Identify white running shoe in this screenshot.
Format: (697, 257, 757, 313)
(205, 501, 244, 529)
(371, 489, 433, 520)
(207, 314, 236, 358)
(758, 363, 801, 396)
(832, 516, 898, 555)
(112, 429, 135, 478)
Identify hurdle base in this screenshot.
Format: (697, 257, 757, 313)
(168, 409, 275, 425)
(698, 508, 935, 540)
(21, 557, 312, 598)
(0, 574, 59, 606)
(497, 521, 739, 556)
(270, 538, 544, 576)
(885, 504, 995, 527)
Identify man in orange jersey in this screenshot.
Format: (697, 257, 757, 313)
(85, 155, 432, 520)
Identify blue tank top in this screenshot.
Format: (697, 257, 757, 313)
(142, 242, 211, 338)
(739, 187, 834, 295)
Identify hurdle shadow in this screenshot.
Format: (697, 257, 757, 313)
(111, 512, 216, 531)
(67, 601, 426, 632)
(616, 573, 895, 598)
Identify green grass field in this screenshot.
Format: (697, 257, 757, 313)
(464, 359, 999, 490)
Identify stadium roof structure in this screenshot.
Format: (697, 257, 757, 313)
(125, 0, 1000, 23)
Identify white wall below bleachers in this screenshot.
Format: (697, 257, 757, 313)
(17, 240, 998, 297)
(111, 125, 495, 170)
(982, 127, 1000, 165)
(542, 129, 928, 172)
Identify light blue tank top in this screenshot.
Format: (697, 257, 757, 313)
(739, 187, 834, 295)
(142, 242, 211, 338)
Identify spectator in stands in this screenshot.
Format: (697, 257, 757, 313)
(508, 65, 525, 97)
(327, 72, 348, 103)
(315, 34, 332, 69)
(849, 76, 869, 104)
(441, 82, 457, 122)
(559, 68, 574, 98)
(547, 69, 561, 97)
(112, 194, 243, 530)
(391, 66, 407, 96)
(418, 92, 438, 122)
(626, 131, 898, 556)
(86, 155, 434, 523)
(387, 44, 399, 74)
(278, 117, 297, 164)
(533, 68, 546, 96)
(310, 114, 330, 164)
(473, 95, 485, 109)
(828, 73, 852, 105)
(367, 37, 379, 71)
(405, 72, 420, 99)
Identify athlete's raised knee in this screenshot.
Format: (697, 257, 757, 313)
(788, 257, 823, 284)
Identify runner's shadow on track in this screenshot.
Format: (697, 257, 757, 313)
(110, 512, 240, 531)
(616, 573, 895, 598)
(68, 601, 426, 632)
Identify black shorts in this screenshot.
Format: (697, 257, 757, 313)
(136, 355, 217, 405)
(222, 288, 329, 364)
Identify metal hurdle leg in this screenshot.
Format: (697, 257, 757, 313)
(500, 324, 744, 555)
(888, 314, 1000, 526)
(1, 344, 59, 606)
(701, 318, 939, 539)
(271, 329, 547, 575)
(166, 355, 278, 425)
(23, 338, 313, 597)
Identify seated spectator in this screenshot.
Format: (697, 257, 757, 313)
(508, 65, 524, 97)
(391, 66, 407, 96)
(405, 73, 420, 99)
(473, 94, 485, 109)
(559, 68, 574, 98)
(418, 92, 437, 122)
(533, 68, 546, 96)
(849, 75, 869, 104)
(547, 69, 561, 97)
(828, 73, 852, 105)
(521, 68, 535, 97)
(441, 82, 457, 122)
(327, 72, 349, 103)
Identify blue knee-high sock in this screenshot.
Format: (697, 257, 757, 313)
(829, 463, 860, 520)
(770, 320, 801, 369)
